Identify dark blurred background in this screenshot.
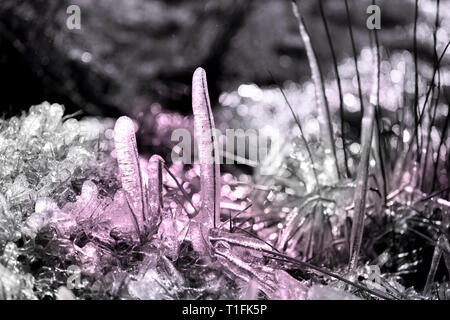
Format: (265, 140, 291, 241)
(0, 0, 445, 118)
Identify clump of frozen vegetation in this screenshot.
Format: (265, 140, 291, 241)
(0, 102, 118, 299)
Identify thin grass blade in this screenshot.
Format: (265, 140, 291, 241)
(292, 1, 340, 184)
(348, 45, 379, 271)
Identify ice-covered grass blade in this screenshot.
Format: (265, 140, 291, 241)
(192, 67, 221, 228)
(113, 116, 147, 240)
(147, 154, 165, 232)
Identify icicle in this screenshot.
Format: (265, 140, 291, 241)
(192, 67, 221, 228)
(292, 1, 339, 184)
(147, 155, 165, 228)
(113, 116, 147, 239)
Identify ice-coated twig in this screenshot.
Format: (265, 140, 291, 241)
(348, 45, 379, 271)
(113, 116, 147, 240)
(192, 67, 221, 228)
(292, 1, 340, 184)
(147, 154, 165, 227)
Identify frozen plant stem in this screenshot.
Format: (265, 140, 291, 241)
(114, 116, 147, 241)
(348, 46, 379, 271)
(192, 67, 221, 228)
(292, 1, 340, 184)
